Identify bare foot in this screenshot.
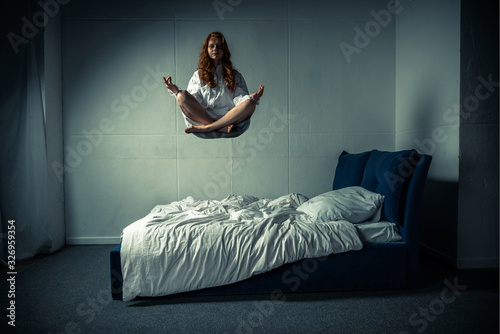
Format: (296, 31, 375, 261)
(185, 124, 234, 134)
(217, 124, 234, 133)
(185, 125, 210, 133)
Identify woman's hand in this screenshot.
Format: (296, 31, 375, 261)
(251, 85, 265, 102)
(163, 76, 180, 95)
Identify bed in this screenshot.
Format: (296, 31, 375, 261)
(110, 149, 431, 300)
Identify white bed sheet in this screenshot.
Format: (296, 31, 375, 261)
(120, 194, 364, 301)
(355, 221, 402, 243)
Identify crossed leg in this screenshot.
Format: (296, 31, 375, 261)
(177, 90, 256, 134)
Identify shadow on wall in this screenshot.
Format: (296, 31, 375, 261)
(420, 178, 458, 266)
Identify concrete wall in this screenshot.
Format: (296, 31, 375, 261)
(395, 0, 461, 265)
(396, 0, 499, 269)
(59, 0, 397, 244)
(457, 0, 499, 268)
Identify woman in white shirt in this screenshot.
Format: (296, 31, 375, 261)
(163, 31, 264, 138)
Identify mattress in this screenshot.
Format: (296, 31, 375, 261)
(118, 192, 403, 300)
(119, 194, 365, 300)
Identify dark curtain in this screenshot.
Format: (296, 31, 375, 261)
(0, 0, 64, 261)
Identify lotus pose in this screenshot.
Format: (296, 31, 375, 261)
(163, 31, 264, 137)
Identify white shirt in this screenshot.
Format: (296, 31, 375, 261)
(183, 64, 252, 126)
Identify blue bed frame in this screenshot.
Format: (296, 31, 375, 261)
(110, 150, 431, 300)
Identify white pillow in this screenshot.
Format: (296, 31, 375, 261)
(297, 186, 384, 224)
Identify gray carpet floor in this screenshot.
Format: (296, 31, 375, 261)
(1, 245, 498, 334)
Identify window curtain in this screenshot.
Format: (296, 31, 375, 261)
(0, 0, 64, 261)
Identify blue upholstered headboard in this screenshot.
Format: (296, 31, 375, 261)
(332, 149, 431, 228)
(332, 149, 432, 287)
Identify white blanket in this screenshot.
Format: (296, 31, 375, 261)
(120, 194, 363, 301)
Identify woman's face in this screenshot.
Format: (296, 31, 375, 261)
(207, 37, 224, 64)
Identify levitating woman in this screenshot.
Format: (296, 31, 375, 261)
(163, 31, 264, 138)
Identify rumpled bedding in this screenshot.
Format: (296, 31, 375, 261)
(120, 193, 364, 301)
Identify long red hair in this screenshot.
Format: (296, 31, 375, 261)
(198, 31, 237, 92)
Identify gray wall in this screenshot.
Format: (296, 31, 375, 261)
(395, 0, 461, 265)
(60, 0, 396, 244)
(58, 0, 498, 269)
(395, 0, 460, 179)
(457, 0, 499, 268)
(396, 0, 499, 269)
